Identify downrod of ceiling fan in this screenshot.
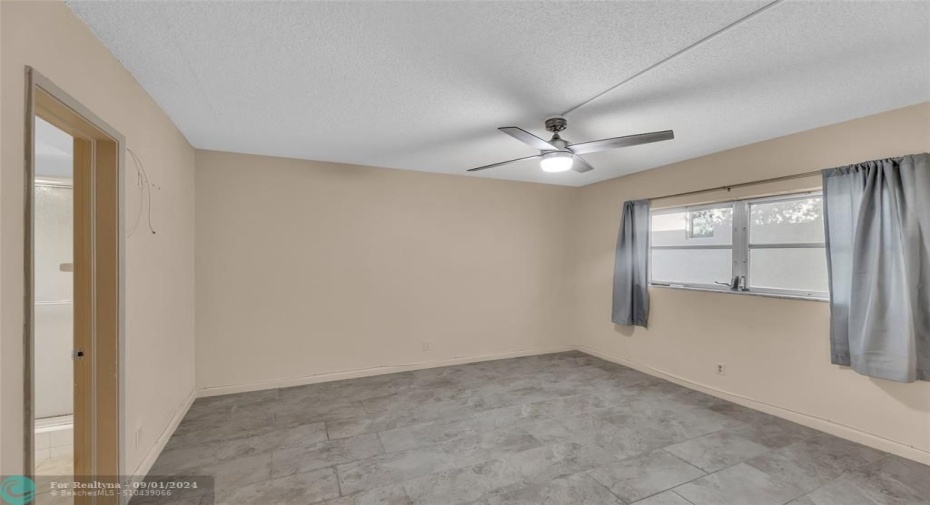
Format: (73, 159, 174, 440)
(546, 133, 569, 151)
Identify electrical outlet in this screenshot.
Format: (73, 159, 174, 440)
(422, 341, 431, 351)
(715, 363, 727, 376)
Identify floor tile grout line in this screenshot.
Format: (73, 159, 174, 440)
(662, 442, 818, 505)
(671, 489, 698, 505)
(400, 484, 413, 505)
(657, 447, 710, 476)
(580, 470, 629, 504)
(665, 461, 730, 497)
(785, 453, 892, 505)
(375, 431, 389, 455)
(738, 430, 865, 501)
(660, 441, 796, 500)
(332, 464, 344, 497)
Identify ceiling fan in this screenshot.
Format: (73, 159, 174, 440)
(468, 117, 674, 174)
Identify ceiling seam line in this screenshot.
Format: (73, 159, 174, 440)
(560, 0, 786, 117)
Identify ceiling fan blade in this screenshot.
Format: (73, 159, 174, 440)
(572, 156, 594, 173)
(568, 130, 674, 155)
(467, 154, 541, 172)
(499, 127, 558, 151)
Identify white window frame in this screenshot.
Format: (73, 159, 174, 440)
(649, 201, 736, 291)
(649, 191, 828, 301)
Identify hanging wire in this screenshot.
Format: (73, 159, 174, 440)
(126, 147, 157, 236)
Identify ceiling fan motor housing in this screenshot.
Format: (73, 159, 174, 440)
(545, 116, 568, 132)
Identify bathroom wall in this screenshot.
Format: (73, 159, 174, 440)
(33, 182, 73, 419)
(33, 117, 74, 420)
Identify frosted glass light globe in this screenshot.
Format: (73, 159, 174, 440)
(540, 151, 573, 173)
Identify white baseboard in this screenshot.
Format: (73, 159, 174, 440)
(575, 344, 930, 466)
(124, 389, 195, 500)
(196, 346, 576, 398)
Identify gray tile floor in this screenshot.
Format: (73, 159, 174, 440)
(144, 351, 930, 505)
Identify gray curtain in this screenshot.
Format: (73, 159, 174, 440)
(822, 153, 930, 383)
(612, 199, 650, 327)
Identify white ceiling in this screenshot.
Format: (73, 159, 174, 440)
(67, 1, 930, 187)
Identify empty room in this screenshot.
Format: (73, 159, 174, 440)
(2, 1, 930, 504)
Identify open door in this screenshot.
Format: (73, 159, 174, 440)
(26, 67, 124, 505)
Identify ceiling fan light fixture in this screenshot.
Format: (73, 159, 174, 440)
(540, 151, 573, 173)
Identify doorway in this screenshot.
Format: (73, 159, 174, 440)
(25, 67, 124, 504)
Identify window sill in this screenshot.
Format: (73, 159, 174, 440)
(649, 283, 829, 303)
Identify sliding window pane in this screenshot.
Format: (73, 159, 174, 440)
(651, 248, 732, 286)
(749, 248, 828, 293)
(750, 197, 824, 244)
(651, 206, 732, 247)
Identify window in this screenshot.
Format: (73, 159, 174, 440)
(687, 209, 718, 239)
(649, 193, 828, 299)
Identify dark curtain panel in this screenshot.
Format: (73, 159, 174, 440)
(612, 199, 651, 327)
(822, 153, 930, 383)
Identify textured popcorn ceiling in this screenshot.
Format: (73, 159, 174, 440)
(67, 1, 930, 186)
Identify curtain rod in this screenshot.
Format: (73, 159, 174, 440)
(650, 169, 822, 202)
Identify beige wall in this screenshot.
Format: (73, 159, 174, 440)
(0, 1, 196, 476)
(194, 150, 573, 391)
(570, 102, 930, 463)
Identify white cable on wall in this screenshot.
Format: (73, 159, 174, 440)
(126, 147, 157, 237)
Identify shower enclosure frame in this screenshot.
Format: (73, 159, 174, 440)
(24, 66, 127, 503)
